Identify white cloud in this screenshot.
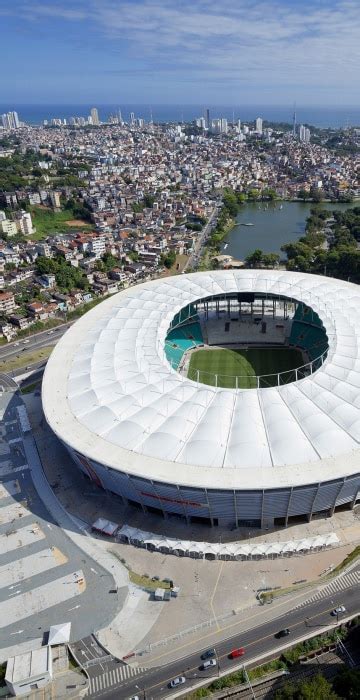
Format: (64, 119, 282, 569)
(12, 0, 360, 98)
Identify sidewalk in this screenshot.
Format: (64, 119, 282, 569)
(23, 393, 163, 660)
(22, 430, 129, 593)
(97, 586, 165, 662)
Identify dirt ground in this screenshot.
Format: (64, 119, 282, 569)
(64, 219, 91, 227)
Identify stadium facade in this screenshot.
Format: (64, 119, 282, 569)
(42, 271, 360, 529)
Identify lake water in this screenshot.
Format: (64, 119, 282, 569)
(222, 201, 356, 261)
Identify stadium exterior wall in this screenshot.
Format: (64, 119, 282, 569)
(67, 445, 360, 528)
(42, 270, 360, 531)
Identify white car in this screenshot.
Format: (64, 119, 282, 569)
(201, 658, 217, 670)
(169, 676, 186, 688)
(128, 696, 139, 700)
(331, 605, 346, 616)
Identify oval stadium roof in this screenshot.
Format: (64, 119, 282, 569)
(42, 270, 360, 490)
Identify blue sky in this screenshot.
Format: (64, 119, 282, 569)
(1, 0, 360, 104)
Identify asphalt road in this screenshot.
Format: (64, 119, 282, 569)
(99, 573, 360, 700)
(184, 205, 219, 271)
(0, 323, 71, 362)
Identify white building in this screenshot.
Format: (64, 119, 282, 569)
(0, 219, 18, 237)
(220, 118, 228, 134)
(17, 211, 34, 236)
(299, 125, 311, 143)
(1, 111, 20, 130)
(90, 107, 100, 126)
(5, 647, 52, 696)
(255, 117, 263, 134)
(50, 191, 61, 208)
(90, 235, 106, 258)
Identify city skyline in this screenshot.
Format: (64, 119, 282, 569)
(1, 0, 360, 105)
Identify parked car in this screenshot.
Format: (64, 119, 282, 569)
(331, 605, 346, 616)
(201, 648, 216, 660)
(229, 647, 245, 659)
(276, 628, 290, 638)
(169, 676, 186, 688)
(201, 659, 217, 670)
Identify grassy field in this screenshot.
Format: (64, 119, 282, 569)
(29, 207, 92, 240)
(188, 347, 304, 388)
(0, 345, 54, 373)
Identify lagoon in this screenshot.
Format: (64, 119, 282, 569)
(222, 201, 356, 261)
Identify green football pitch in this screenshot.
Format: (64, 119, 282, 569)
(187, 347, 305, 388)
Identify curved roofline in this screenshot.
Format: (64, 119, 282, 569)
(42, 270, 360, 490)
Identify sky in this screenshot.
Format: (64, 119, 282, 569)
(1, 0, 360, 105)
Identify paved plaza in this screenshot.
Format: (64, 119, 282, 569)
(0, 390, 126, 663)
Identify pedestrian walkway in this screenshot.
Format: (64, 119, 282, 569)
(296, 569, 360, 608)
(85, 663, 147, 696)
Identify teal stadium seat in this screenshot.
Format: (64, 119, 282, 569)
(165, 321, 204, 369)
(288, 304, 328, 362)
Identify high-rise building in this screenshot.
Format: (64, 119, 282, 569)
(211, 119, 221, 134)
(255, 117, 263, 134)
(196, 117, 206, 129)
(220, 118, 228, 134)
(130, 112, 135, 125)
(1, 111, 20, 130)
(90, 107, 100, 126)
(299, 125, 311, 143)
(206, 109, 210, 129)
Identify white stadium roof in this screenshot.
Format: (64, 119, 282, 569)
(42, 270, 360, 490)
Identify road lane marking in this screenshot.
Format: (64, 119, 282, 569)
(144, 600, 358, 696)
(147, 585, 314, 664)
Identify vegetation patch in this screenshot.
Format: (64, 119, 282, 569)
(0, 345, 53, 373)
(28, 205, 92, 240)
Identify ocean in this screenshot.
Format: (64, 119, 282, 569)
(1, 104, 360, 128)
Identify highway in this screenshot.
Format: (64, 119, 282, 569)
(184, 205, 219, 272)
(0, 323, 71, 362)
(95, 570, 360, 700)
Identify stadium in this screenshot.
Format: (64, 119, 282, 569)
(42, 270, 360, 530)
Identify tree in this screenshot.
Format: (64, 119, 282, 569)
(245, 248, 264, 268)
(333, 669, 360, 699)
(298, 189, 308, 201)
(274, 674, 338, 699)
(262, 252, 280, 268)
(161, 250, 176, 269)
(143, 194, 156, 209)
(262, 188, 277, 201)
(310, 187, 324, 203)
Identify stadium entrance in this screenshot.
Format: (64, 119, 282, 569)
(164, 293, 328, 389)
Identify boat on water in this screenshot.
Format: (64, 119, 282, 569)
(241, 222, 254, 226)
(223, 243, 228, 250)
